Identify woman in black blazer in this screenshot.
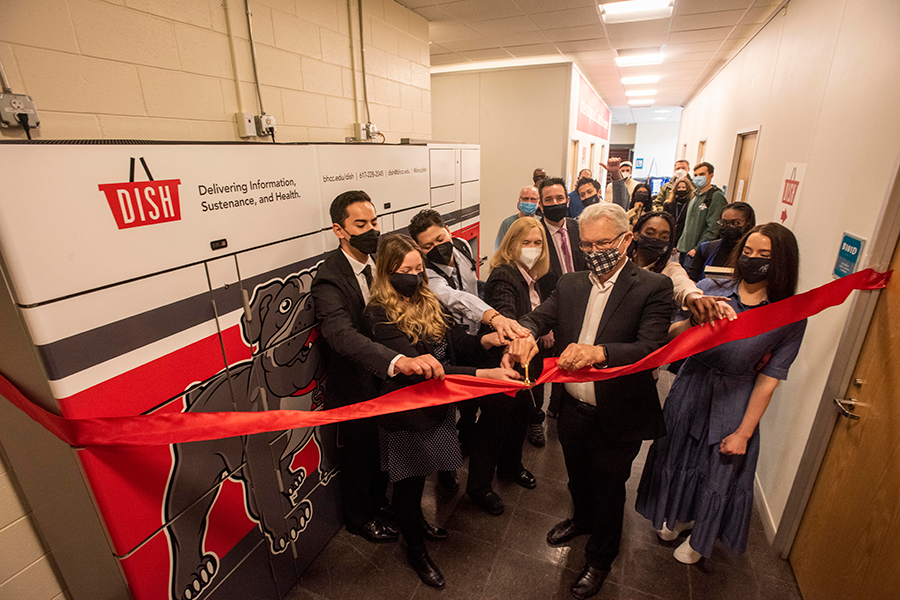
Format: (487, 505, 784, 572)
(363, 234, 517, 590)
(479, 217, 555, 493)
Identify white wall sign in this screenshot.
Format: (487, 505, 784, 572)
(775, 162, 807, 229)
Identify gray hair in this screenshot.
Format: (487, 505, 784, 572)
(580, 203, 629, 235)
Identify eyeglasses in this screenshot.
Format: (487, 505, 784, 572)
(579, 232, 625, 252)
(717, 219, 745, 227)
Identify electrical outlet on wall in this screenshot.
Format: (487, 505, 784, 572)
(0, 94, 40, 129)
(255, 114, 276, 137)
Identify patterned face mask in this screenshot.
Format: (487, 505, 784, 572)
(583, 234, 625, 276)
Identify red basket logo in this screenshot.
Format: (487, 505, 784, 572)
(98, 158, 182, 230)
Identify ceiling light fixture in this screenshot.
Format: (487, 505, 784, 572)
(599, 0, 673, 24)
(625, 89, 656, 97)
(628, 99, 654, 106)
(621, 75, 660, 85)
(615, 47, 664, 67)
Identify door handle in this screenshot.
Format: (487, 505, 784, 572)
(834, 397, 860, 420)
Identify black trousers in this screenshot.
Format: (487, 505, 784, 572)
(557, 395, 642, 571)
(465, 392, 529, 495)
(338, 417, 389, 528)
(392, 475, 426, 548)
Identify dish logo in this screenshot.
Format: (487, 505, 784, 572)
(98, 157, 182, 229)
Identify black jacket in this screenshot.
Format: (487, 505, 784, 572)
(519, 260, 674, 442)
(364, 304, 482, 432)
(311, 249, 396, 409)
(540, 217, 586, 294)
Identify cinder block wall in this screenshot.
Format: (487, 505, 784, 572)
(0, 0, 432, 142)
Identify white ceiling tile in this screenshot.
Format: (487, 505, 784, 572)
(395, 0, 458, 8)
(664, 50, 716, 63)
(665, 40, 727, 54)
(430, 53, 469, 65)
(667, 27, 733, 45)
(429, 23, 483, 42)
(439, 0, 525, 22)
(671, 9, 746, 31)
(674, 0, 754, 17)
(468, 16, 540, 36)
(439, 37, 501, 52)
(488, 30, 551, 46)
(514, 0, 596, 11)
(504, 43, 564, 57)
(458, 48, 516, 60)
(542, 24, 607, 43)
(528, 6, 601, 30)
(741, 5, 779, 24)
(604, 19, 671, 40)
(608, 33, 670, 50)
(418, 5, 463, 21)
(556, 40, 612, 54)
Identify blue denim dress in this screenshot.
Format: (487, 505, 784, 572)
(635, 278, 806, 557)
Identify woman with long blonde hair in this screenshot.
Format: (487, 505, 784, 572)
(364, 234, 518, 590)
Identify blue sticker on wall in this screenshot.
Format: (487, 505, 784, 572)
(833, 233, 865, 279)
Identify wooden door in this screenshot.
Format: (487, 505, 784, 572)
(732, 132, 758, 203)
(790, 234, 900, 600)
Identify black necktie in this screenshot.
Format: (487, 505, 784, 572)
(362, 264, 373, 287)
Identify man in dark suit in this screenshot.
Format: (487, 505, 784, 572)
(311, 190, 444, 543)
(506, 203, 674, 600)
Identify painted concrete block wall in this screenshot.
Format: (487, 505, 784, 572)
(0, 0, 431, 142)
(432, 63, 569, 264)
(675, 0, 900, 536)
(0, 443, 66, 600)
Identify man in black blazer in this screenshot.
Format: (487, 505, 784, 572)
(538, 177, 587, 287)
(311, 190, 443, 544)
(506, 203, 674, 599)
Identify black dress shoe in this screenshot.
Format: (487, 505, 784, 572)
(438, 470, 460, 494)
(421, 518, 449, 541)
(500, 468, 537, 489)
(469, 490, 505, 516)
(346, 519, 398, 543)
(570, 564, 608, 599)
(407, 545, 445, 589)
(547, 518, 589, 545)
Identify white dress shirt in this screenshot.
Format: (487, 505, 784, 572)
(426, 246, 490, 335)
(564, 263, 625, 405)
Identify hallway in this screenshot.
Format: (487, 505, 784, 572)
(286, 376, 803, 600)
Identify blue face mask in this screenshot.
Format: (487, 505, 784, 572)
(692, 175, 708, 188)
(519, 201, 538, 216)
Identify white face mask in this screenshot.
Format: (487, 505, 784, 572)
(518, 247, 542, 270)
(622, 171, 631, 179)
(674, 169, 687, 178)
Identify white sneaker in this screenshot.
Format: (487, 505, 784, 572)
(656, 520, 694, 542)
(673, 535, 702, 564)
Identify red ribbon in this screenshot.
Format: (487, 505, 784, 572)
(0, 268, 890, 448)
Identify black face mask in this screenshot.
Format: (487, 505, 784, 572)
(347, 228, 379, 255)
(542, 203, 569, 222)
(674, 190, 689, 202)
(719, 225, 745, 243)
(426, 240, 454, 266)
(389, 272, 421, 298)
(739, 255, 770, 284)
(633, 192, 650, 204)
(582, 194, 599, 207)
(635, 235, 669, 262)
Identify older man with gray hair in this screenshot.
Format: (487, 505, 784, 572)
(505, 203, 674, 599)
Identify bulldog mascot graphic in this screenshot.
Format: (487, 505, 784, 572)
(163, 267, 332, 600)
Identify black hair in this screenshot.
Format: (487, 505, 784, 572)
(408, 209, 446, 244)
(729, 222, 799, 302)
(628, 211, 675, 273)
(694, 161, 715, 174)
(329, 190, 373, 226)
(721, 201, 756, 230)
(630, 183, 652, 209)
(575, 177, 600, 193)
(538, 177, 567, 200)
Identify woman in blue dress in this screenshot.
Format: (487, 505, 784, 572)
(635, 222, 806, 564)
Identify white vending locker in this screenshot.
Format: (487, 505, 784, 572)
(0, 140, 448, 600)
(425, 144, 482, 274)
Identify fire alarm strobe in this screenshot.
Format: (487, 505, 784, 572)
(0, 93, 40, 128)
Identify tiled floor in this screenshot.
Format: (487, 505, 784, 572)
(286, 373, 803, 600)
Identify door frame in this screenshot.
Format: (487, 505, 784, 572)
(775, 151, 900, 557)
(727, 126, 761, 203)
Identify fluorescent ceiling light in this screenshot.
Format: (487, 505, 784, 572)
(616, 53, 663, 66)
(429, 55, 569, 74)
(599, 0, 673, 24)
(652, 117, 667, 120)
(625, 89, 656, 97)
(622, 75, 659, 85)
(628, 99, 654, 106)
(653, 110, 671, 113)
